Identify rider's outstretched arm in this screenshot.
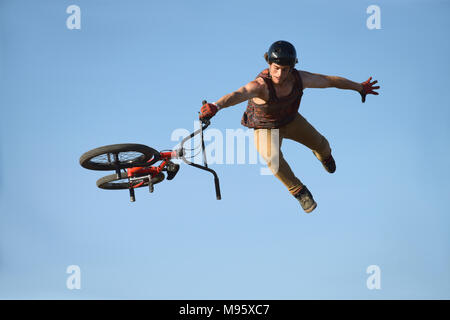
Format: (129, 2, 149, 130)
(300, 70, 379, 103)
(300, 70, 363, 91)
(214, 80, 265, 109)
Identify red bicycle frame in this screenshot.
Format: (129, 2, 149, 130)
(123, 106, 221, 200)
(127, 150, 177, 178)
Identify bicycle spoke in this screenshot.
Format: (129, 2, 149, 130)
(118, 151, 143, 162)
(110, 177, 147, 187)
(90, 151, 145, 164)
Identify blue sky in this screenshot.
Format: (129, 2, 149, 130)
(0, 0, 449, 299)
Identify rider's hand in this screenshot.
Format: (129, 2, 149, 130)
(359, 76, 380, 103)
(199, 102, 219, 120)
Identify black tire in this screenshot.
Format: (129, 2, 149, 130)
(80, 143, 160, 171)
(96, 171, 165, 190)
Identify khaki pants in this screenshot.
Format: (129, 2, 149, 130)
(254, 113, 332, 195)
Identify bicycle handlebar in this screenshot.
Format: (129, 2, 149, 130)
(176, 100, 221, 200)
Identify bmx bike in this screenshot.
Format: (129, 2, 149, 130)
(79, 101, 221, 202)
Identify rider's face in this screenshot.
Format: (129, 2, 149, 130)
(269, 63, 291, 85)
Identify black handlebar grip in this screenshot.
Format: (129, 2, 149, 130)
(214, 177, 221, 200)
(200, 100, 211, 124)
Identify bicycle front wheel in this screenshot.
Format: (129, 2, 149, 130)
(80, 143, 159, 171)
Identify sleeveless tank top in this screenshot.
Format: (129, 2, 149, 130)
(241, 68, 304, 129)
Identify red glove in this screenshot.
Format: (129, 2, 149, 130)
(199, 103, 219, 120)
(359, 76, 380, 103)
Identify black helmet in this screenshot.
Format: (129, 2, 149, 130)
(265, 40, 298, 66)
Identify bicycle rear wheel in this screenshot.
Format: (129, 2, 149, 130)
(80, 143, 160, 171)
(96, 171, 165, 190)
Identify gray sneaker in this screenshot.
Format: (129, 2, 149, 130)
(294, 186, 317, 213)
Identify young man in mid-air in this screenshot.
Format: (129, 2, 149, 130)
(199, 40, 379, 213)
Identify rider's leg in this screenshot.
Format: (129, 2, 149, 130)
(254, 128, 304, 196)
(281, 113, 334, 172)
